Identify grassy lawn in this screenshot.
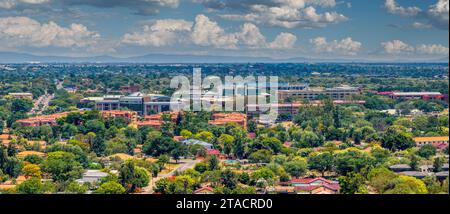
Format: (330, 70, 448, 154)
(160, 163, 180, 174)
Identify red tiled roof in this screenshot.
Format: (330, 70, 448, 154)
(194, 186, 214, 193)
(247, 133, 257, 139)
(173, 136, 185, 142)
(291, 177, 335, 185)
(433, 142, 449, 150)
(207, 149, 221, 155)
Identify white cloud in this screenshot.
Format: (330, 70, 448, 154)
(310, 37, 361, 55)
(0, 16, 100, 48)
(191, 14, 239, 49)
(0, 0, 49, 8)
(381, 40, 414, 54)
(195, 0, 347, 29)
(235, 23, 267, 48)
(416, 44, 449, 55)
(122, 14, 297, 49)
(381, 40, 449, 56)
(384, 0, 421, 16)
(411, 22, 432, 29)
(268, 32, 297, 49)
(1, 0, 180, 15)
(122, 19, 193, 47)
(427, 0, 449, 29)
(384, 0, 449, 30)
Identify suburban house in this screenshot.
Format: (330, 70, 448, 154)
(208, 113, 247, 128)
(194, 186, 214, 194)
(101, 110, 138, 123)
(182, 139, 213, 149)
(136, 112, 179, 129)
(390, 164, 449, 179)
(389, 164, 413, 172)
(290, 177, 340, 194)
(76, 170, 109, 185)
(16, 112, 72, 127)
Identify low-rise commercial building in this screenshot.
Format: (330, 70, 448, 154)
(8, 92, 33, 100)
(94, 93, 181, 116)
(278, 85, 361, 101)
(378, 91, 447, 101)
(414, 136, 449, 149)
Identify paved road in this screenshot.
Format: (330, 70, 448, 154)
(29, 79, 63, 115)
(140, 158, 201, 194)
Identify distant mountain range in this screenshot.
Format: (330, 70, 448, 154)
(0, 51, 448, 64)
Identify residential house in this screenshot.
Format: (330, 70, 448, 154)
(182, 139, 213, 149)
(290, 177, 340, 194)
(76, 170, 109, 185)
(194, 186, 214, 194)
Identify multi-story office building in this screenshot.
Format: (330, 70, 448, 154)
(278, 85, 361, 101)
(94, 93, 180, 116)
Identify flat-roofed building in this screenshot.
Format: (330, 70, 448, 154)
(95, 95, 121, 111)
(414, 136, 449, 148)
(378, 91, 446, 101)
(246, 100, 366, 120)
(8, 92, 33, 100)
(278, 85, 360, 101)
(94, 93, 178, 115)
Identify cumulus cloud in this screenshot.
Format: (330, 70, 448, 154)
(122, 19, 193, 47)
(194, 0, 347, 29)
(427, 0, 449, 29)
(0, 0, 49, 8)
(381, 40, 449, 56)
(235, 23, 267, 48)
(384, 0, 449, 30)
(268, 32, 297, 49)
(122, 14, 297, 49)
(1, 0, 180, 15)
(416, 44, 449, 55)
(191, 14, 239, 49)
(310, 37, 361, 55)
(381, 40, 414, 54)
(384, 0, 421, 16)
(0, 16, 100, 48)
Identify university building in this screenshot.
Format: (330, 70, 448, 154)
(278, 85, 361, 101)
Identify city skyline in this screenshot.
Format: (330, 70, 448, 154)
(0, 0, 449, 61)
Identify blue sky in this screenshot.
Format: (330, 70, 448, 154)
(0, 0, 448, 60)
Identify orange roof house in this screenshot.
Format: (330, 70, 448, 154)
(143, 112, 179, 122)
(136, 120, 163, 130)
(101, 110, 138, 123)
(136, 112, 179, 129)
(194, 186, 214, 194)
(16, 112, 72, 127)
(17, 151, 46, 159)
(0, 134, 17, 146)
(208, 113, 247, 128)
